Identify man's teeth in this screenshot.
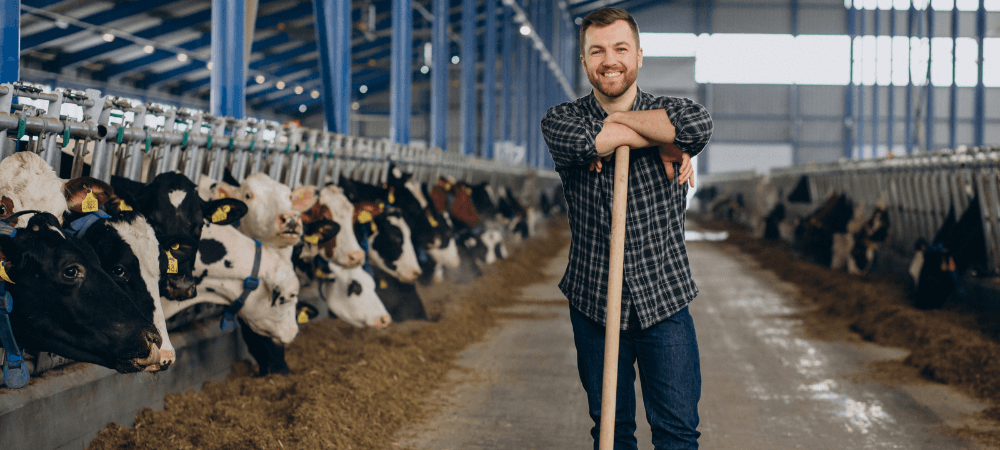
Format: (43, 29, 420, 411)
(603, 72, 622, 77)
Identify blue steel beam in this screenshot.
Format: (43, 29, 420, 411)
(459, 0, 476, 155)
(314, 0, 352, 133)
(949, 4, 958, 150)
(973, 0, 985, 146)
(905, 3, 915, 154)
(857, 6, 865, 159)
(391, 0, 413, 143)
(1, 0, 18, 83)
(887, 6, 896, 153)
(211, 0, 245, 118)
(54, 9, 213, 69)
(500, 5, 513, 141)
(21, 0, 170, 51)
(175, 41, 319, 93)
(430, 0, 449, 149)
(925, 4, 934, 153)
(871, 4, 879, 157)
(844, 3, 855, 159)
(480, 0, 497, 159)
(99, 35, 211, 80)
(514, 10, 526, 149)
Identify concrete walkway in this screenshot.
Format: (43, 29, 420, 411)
(394, 236, 991, 449)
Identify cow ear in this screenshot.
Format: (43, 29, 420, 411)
(290, 187, 318, 213)
(63, 177, 115, 212)
(203, 199, 248, 225)
(303, 219, 340, 245)
(212, 182, 239, 201)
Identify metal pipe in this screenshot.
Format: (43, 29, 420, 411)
(430, 0, 449, 150)
(872, 4, 880, 158)
(973, 0, 985, 146)
(925, 3, 935, 153)
(391, 0, 413, 144)
(460, 0, 477, 155)
(481, 0, 498, 159)
(210, 0, 246, 119)
(949, 4, 958, 150)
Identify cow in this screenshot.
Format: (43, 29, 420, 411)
(159, 221, 304, 375)
(796, 192, 854, 266)
(787, 175, 812, 203)
(303, 256, 392, 329)
(298, 184, 366, 269)
(0, 212, 162, 382)
(910, 195, 989, 309)
(61, 177, 176, 371)
(202, 172, 318, 255)
(0, 152, 68, 226)
(110, 172, 248, 300)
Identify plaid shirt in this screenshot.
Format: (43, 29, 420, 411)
(541, 88, 713, 330)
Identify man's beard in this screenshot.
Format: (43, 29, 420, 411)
(587, 66, 637, 98)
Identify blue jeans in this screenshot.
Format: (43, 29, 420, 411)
(570, 304, 701, 450)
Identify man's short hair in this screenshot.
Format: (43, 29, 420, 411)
(579, 7, 640, 57)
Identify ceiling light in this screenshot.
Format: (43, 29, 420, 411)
(255, 75, 266, 84)
(143, 45, 155, 54)
(276, 81, 286, 90)
(519, 25, 531, 36)
(310, 90, 320, 99)
(359, 85, 368, 94)
(206, 61, 213, 70)
(294, 86, 304, 95)
(451, 55, 460, 64)
(177, 53, 188, 62)
(54, 21, 69, 29)
(420, 65, 430, 74)
(351, 102, 360, 111)
(102, 33, 115, 42)
(299, 104, 307, 113)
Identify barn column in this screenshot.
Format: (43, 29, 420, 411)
(211, 0, 246, 118)
(460, 0, 478, 156)
(924, 3, 934, 153)
(905, 2, 915, 154)
(430, 0, 449, 150)
(0, 0, 18, 84)
(391, 0, 413, 143)
(481, 0, 498, 159)
(313, 0, 351, 133)
(973, 0, 985, 146)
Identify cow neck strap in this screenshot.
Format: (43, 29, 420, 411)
(219, 238, 263, 333)
(0, 282, 28, 389)
(65, 209, 112, 238)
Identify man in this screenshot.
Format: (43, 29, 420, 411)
(540, 7, 712, 450)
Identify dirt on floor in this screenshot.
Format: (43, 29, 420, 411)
(699, 219, 1000, 448)
(87, 218, 570, 450)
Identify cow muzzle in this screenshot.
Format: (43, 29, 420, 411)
(163, 276, 197, 300)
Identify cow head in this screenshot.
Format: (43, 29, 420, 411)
(300, 184, 364, 268)
(212, 173, 317, 248)
(314, 256, 392, 329)
(238, 258, 301, 346)
(0, 212, 161, 373)
(0, 152, 68, 227)
(363, 208, 422, 283)
(113, 172, 248, 300)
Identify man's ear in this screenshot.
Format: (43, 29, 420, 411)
(203, 198, 248, 225)
(637, 47, 643, 69)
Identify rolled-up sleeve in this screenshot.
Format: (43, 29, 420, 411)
(542, 103, 604, 171)
(661, 98, 713, 158)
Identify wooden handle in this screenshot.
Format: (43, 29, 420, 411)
(599, 146, 630, 450)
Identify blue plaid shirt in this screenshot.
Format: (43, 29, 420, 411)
(541, 88, 713, 330)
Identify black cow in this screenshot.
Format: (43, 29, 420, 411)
(796, 193, 854, 266)
(788, 175, 812, 203)
(911, 196, 989, 309)
(111, 172, 247, 300)
(0, 213, 161, 377)
(763, 202, 786, 240)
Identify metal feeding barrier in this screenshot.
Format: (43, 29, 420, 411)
(0, 82, 546, 191)
(699, 146, 1000, 275)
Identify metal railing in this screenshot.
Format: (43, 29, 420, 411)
(700, 146, 1000, 275)
(0, 82, 551, 191)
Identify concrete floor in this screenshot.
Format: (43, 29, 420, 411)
(394, 236, 991, 449)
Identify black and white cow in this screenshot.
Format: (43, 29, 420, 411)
(160, 222, 304, 375)
(111, 172, 248, 300)
(910, 195, 989, 309)
(0, 213, 162, 377)
(307, 259, 392, 328)
(796, 192, 854, 266)
(0, 152, 68, 226)
(61, 177, 176, 370)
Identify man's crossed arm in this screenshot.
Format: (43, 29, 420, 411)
(590, 110, 694, 187)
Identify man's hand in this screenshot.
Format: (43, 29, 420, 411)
(659, 143, 695, 187)
(589, 154, 612, 173)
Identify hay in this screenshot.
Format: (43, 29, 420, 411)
(88, 219, 570, 450)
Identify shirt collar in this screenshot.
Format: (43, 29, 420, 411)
(584, 86, 648, 119)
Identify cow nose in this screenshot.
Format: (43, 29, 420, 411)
(145, 329, 163, 347)
(375, 315, 392, 329)
(279, 212, 298, 225)
(347, 250, 365, 265)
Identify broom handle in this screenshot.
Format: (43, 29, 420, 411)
(599, 146, 630, 450)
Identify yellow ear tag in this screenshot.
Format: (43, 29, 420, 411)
(357, 210, 373, 224)
(371, 222, 378, 234)
(304, 233, 320, 245)
(427, 212, 438, 227)
(211, 205, 231, 223)
(0, 262, 14, 284)
(314, 268, 326, 279)
(82, 189, 99, 213)
(379, 279, 388, 289)
(166, 250, 178, 274)
(388, 188, 395, 204)
(118, 200, 133, 211)
(297, 309, 310, 324)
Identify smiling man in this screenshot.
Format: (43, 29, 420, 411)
(540, 7, 713, 450)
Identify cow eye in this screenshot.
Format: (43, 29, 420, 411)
(112, 266, 128, 280)
(245, 192, 253, 200)
(62, 265, 83, 279)
(0, 205, 6, 216)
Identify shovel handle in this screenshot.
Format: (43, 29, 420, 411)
(599, 146, 630, 450)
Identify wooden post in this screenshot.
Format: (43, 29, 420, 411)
(599, 145, 630, 450)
